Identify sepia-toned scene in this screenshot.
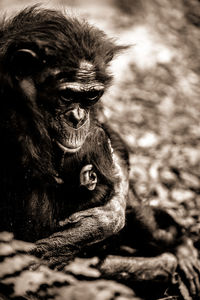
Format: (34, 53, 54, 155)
(0, 1, 200, 299)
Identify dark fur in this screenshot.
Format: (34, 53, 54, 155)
(1, 11, 199, 297)
(55, 126, 120, 221)
(0, 6, 182, 271)
(0, 7, 126, 181)
(0, 7, 129, 248)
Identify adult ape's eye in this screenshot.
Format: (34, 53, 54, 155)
(59, 88, 104, 105)
(87, 90, 102, 101)
(84, 90, 104, 105)
(59, 88, 75, 102)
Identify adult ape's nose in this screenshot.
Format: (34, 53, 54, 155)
(65, 107, 86, 128)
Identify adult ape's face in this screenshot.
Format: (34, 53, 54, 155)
(14, 51, 105, 154)
(0, 7, 125, 156)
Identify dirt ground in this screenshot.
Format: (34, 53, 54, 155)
(0, 1, 200, 299)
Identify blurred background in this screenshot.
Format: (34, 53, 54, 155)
(1, 0, 200, 240)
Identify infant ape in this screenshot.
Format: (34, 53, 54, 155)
(58, 127, 114, 226)
(56, 125, 120, 227)
(59, 165, 98, 227)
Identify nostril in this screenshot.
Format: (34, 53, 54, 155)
(65, 108, 86, 128)
(68, 112, 79, 125)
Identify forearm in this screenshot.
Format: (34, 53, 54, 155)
(35, 188, 127, 255)
(33, 152, 129, 262)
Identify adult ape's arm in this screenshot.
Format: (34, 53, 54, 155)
(32, 151, 129, 268)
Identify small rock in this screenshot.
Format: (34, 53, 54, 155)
(130, 165, 148, 182)
(2, 265, 76, 297)
(0, 232, 13, 242)
(125, 134, 137, 148)
(171, 188, 195, 203)
(183, 147, 200, 166)
(138, 132, 159, 148)
(181, 172, 200, 189)
(149, 162, 160, 181)
(0, 254, 37, 278)
(0, 243, 15, 256)
(134, 182, 149, 199)
(160, 168, 177, 187)
(64, 257, 100, 278)
(195, 196, 200, 209)
(155, 184, 170, 202)
(50, 280, 137, 300)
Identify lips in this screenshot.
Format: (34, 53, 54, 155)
(56, 117, 90, 153)
(56, 141, 81, 153)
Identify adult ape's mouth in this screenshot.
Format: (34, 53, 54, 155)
(56, 117, 90, 153)
(56, 141, 81, 153)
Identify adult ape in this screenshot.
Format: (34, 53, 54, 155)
(0, 6, 129, 267)
(0, 7, 199, 297)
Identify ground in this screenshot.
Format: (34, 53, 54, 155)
(0, 1, 200, 300)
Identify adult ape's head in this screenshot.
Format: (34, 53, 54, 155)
(0, 6, 126, 177)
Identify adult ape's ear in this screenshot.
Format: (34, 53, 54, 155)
(104, 43, 130, 64)
(9, 49, 41, 78)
